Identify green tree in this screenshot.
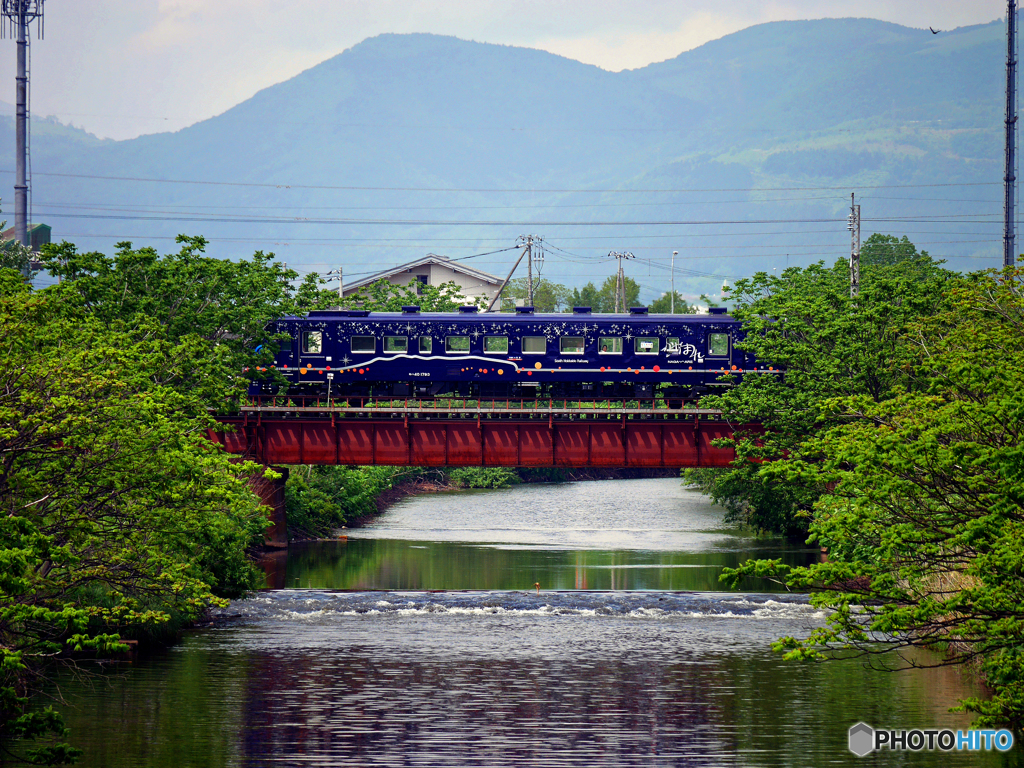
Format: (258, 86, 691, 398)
(0, 224, 33, 276)
(648, 291, 693, 314)
(285, 466, 424, 538)
(723, 267, 1024, 729)
(0, 271, 269, 763)
(577, 274, 630, 313)
(860, 233, 927, 267)
(39, 236, 316, 404)
(498, 277, 570, 312)
(567, 282, 602, 312)
(697, 251, 952, 535)
(342, 277, 472, 312)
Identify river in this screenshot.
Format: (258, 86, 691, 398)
(48, 478, 1020, 766)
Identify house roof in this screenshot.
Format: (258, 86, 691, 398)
(1, 222, 51, 240)
(343, 254, 502, 293)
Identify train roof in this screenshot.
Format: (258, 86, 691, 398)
(283, 307, 735, 322)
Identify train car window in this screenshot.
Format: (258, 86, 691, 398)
(708, 333, 729, 356)
(445, 336, 470, 353)
(302, 331, 322, 354)
(384, 336, 408, 353)
(560, 337, 584, 355)
(634, 337, 657, 355)
(665, 337, 681, 354)
(278, 337, 291, 353)
(351, 336, 374, 353)
(599, 337, 622, 354)
(419, 337, 432, 353)
(484, 336, 508, 353)
(522, 336, 546, 354)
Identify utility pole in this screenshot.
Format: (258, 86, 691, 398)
(515, 234, 541, 307)
(608, 251, 634, 312)
(848, 193, 861, 298)
(671, 251, 677, 314)
(2, 0, 44, 277)
(527, 236, 533, 307)
(325, 267, 344, 302)
(1006, 0, 1018, 267)
(616, 263, 622, 313)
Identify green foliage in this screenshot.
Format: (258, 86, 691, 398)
(599, 274, 641, 311)
(342, 277, 474, 312)
(648, 291, 694, 314)
(860, 233, 927, 267)
(0, 269, 269, 762)
(285, 466, 421, 537)
(565, 276, 641, 313)
(499, 278, 571, 312)
(446, 467, 520, 489)
(722, 266, 1024, 729)
(701, 251, 952, 534)
(38, 236, 316, 404)
(0, 218, 33, 277)
(567, 282, 602, 312)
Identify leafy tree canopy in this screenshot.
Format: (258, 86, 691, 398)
(648, 291, 694, 314)
(0, 271, 269, 762)
(567, 282, 602, 312)
(0, 220, 33, 276)
(722, 266, 1024, 730)
(498, 277, 571, 312)
(860, 233, 928, 267)
(340, 277, 483, 312)
(697, 250, 953, 534)
(566, 275, 641, 313)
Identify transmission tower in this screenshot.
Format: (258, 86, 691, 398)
(1006, 0, 1017, 267)
(2, 0, 44, 275)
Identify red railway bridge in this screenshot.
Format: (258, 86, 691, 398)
(211, 398, 758, 546)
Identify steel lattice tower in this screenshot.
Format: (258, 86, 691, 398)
(1006, 0, 1018, 267)
(2, 0, 44, 270)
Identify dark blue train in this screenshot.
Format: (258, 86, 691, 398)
(249, 305, 776, 401)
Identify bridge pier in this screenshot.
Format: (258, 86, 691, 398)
(250, 466, 289, 548)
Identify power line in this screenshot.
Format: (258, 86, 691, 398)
(1, 168, 1004, 194)
(32, 192, 1004, 213)
(34, 208, 1007, 228)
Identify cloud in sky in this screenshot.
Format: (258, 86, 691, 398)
(0, 0, 1008, 140)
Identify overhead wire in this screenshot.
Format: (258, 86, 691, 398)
(0, 168, 1004, 193)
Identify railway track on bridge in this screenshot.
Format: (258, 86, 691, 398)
(228, 397, 731, 422)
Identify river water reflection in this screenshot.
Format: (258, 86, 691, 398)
(276, 479, 817, 592)
(51, 479, 1021, 766)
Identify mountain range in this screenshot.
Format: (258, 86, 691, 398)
(1, 17, 1009, 300)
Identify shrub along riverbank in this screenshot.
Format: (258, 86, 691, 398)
(690, 238, 1024, 730)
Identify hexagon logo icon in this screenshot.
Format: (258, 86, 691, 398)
(848, 722, 875, 756)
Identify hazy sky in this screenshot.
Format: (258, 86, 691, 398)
(0, 1, 1010, 141)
